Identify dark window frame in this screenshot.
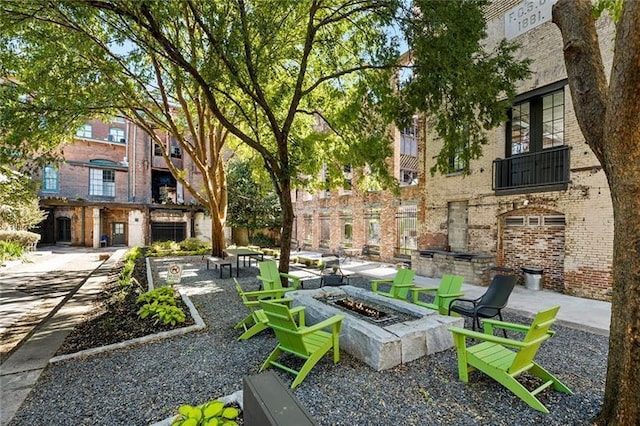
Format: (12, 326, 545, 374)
(506, 80, 567, 158)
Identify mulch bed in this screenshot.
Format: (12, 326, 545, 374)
(55, 253, 194, 356)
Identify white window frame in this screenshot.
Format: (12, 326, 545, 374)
(89, 168, 115, 197)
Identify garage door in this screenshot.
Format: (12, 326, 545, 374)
(151, 222, 186, 243)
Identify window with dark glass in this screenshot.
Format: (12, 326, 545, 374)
(508, 88, 564, 155)
(170, 139, 182, 158)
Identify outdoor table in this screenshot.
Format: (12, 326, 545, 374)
(225, 248, 264, 277)
(341, 248, 361, 263)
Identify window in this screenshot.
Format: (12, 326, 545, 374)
(154, 143, 163, 156)
(508, 87, 564, 156)
(366, 210, 381, 246)
(42, 166, 59, 192)
(170, 140, 182, 159)
(303, 215, 313, 243)
(112, 116, 125, 123)
(400, 118, 419, 185)
(448, 144, 469, 173)
(400, 118, 418, 157)
(89, 168, 115, 197)
(542, 91, 564, 149)
(108, 127, 125, 143)
(76, 124, 92, 138)
(320, 216, 330, 247)
(342, 216, 353, 243)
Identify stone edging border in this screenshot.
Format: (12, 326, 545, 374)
(49, 256, 206, 364)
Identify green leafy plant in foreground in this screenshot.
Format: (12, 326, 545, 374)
(0, 241, 24, 262)
(137, 286, 185, 326)
(172, 400, 240, 426)
(137, 286, 177, 305)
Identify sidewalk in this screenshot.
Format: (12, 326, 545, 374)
(0, 248, 126, 426)
(337, 258, 611, 336)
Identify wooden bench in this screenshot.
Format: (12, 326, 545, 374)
(205, 256, 233, 278)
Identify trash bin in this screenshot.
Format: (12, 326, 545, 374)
(521, 266, 543, 290)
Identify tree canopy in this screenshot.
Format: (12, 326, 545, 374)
(0, 0, 529, 267)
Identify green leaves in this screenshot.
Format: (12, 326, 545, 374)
(400, 0, 530, 175)
(173, 400, 239, 426)
(137, 286, 186, 326)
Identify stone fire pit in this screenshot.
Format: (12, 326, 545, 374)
(288, 286, 463, 371)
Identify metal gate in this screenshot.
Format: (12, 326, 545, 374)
(395, 205, 417, 257)
(151, 222, 186, 242)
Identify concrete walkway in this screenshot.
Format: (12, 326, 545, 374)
(0, 249, 611, 425)
(338, 258, 611, 335)
(0, 247, 125, 426)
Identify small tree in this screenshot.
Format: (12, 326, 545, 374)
(0, 165, 46, 231)
(226, 158, 281, 239)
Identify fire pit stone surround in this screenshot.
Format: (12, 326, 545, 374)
(287, 286, 463, 371)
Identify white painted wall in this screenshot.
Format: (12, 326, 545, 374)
(194, 212, 212, 242)
(128, 209, 145, 247)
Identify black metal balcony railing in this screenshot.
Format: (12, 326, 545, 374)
(492, 146, 570, 193)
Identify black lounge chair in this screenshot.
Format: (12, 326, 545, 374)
(448, 274, 517, 336)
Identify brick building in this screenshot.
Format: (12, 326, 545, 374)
(36, 117, 211, 248)
(293, 0, 615, 301)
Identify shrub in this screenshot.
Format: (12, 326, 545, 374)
(138, 301, 186, 326)
(118, 247, 143, 289)
(147, 239, 209, 257)
(179, 237, 210, 251)
(137, 286, 185, 326)
(0, 230, 40, 249)
(249, 232, 276, 248)
(0, 241, 24, 262)
(173, 400, 239, 426)
(137, 286, 177, 305)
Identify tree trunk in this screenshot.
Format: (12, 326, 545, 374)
(278, 178, 293, 277)
(209, 203, 226, 258)
(553, 1, 640, 424)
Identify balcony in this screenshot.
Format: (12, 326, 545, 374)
(492, 146, 570, 194)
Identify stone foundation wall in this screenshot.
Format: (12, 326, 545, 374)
(411, 251, 495, 285)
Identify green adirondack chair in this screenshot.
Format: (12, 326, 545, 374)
(259, 300, 344, 388)
(370, 268, 416, 300)
(410, 274, 465, 314)
(449, 305, 572, 413)
(234, 279, 305, 340)
(257, 260, 301, 292)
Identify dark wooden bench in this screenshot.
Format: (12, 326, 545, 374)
(205, 256, 232, 278)
(243, 371, 318, 426)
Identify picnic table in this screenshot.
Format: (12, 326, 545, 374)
(226, 247, 264, 277)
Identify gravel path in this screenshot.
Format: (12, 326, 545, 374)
(9, 257, 606, 425)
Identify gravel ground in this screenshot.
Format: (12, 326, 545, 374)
(9, 257, 606, 425)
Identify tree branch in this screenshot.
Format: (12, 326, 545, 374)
(552, 0, 609, 163)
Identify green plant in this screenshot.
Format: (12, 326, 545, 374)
(172, 400, 239, 426)
(117, 247, 143, 288)
(179, 237, 210, 252)
(137, 286, 185, 326)
(0, 240, 24, 262)
(138, 301, 186, 326)
(248, 232, 276, 248)
(0, 230, 40, 248)
(147, 239, 210, 257)
(137, 286, 177, 305)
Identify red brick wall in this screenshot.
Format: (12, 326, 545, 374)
(500, 208, 565, 291)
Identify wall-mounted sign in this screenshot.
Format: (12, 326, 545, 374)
(166, 264, 183, 285)
(505, 0, 558, 40)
